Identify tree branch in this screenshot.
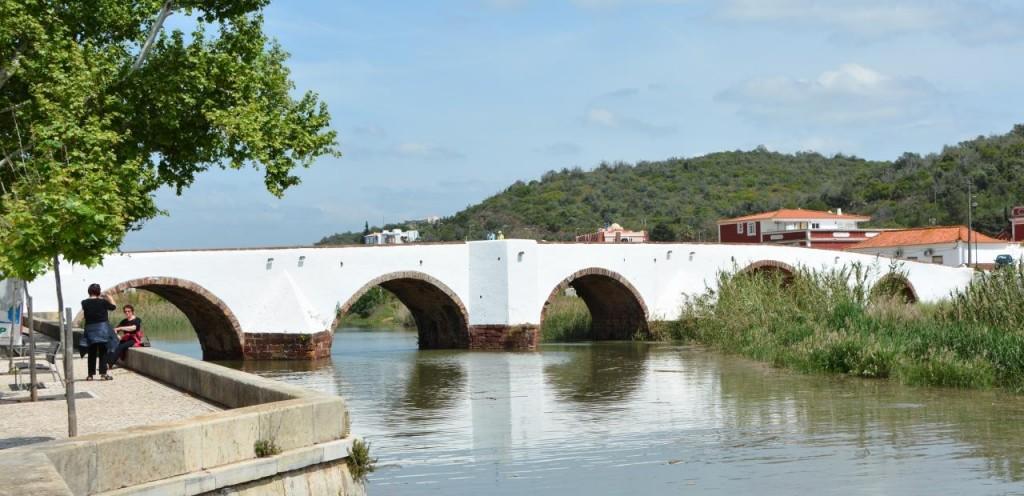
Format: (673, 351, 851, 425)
(131, 1, 175, 73)
(0, 146, 28, 171)
(0, 101, 29, 115)
(0, 41, 29, 90)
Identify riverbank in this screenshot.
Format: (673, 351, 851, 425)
(537, 263, 1024, 393)
(671, 264, 1024, 392)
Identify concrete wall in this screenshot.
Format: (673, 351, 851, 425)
(26, 241, 976, 354)
(0, 348, 364, 496)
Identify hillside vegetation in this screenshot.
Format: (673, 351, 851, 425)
(319, 125, 1024, 244)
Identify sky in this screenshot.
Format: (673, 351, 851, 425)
(122, 0, 1024, 250)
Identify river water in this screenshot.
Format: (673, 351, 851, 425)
(152, 328, 1024, 495)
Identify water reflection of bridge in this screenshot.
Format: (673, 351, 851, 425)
(377, 342, 1024, 489)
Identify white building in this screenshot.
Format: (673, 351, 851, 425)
(364, 228, 420, 245)
(845, 226, 1021, 268)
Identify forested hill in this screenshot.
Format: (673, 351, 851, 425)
(318, 124, 1024, 244)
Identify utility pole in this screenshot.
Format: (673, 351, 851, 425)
(967, 180, 973, 267)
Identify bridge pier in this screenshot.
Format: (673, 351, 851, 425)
(242, 330, 333, 360)
(468, 325, 539, 351)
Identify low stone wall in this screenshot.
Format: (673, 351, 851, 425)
(0, 348, 364, 496)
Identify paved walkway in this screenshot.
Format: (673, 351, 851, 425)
(1, 339, 221, 450)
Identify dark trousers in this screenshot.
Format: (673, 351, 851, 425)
(112, 340, 134, 362)
(87, 343, 108, 376)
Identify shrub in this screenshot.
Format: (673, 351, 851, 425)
(347, 438, 377, 484)
(254, 439, 281, 458)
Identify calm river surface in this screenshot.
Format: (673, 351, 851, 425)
(152, 328, 1024, 495)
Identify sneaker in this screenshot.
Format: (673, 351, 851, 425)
(86, 376, 94, 381)
(101, 374, 113, 381)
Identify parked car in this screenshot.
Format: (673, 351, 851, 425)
(995, 254, 1014, 267)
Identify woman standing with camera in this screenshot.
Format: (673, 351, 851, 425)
(81, 283, 116, 380)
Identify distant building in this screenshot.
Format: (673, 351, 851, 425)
(1012, 206, 1024, 242)
(845, 226, 1018, 267)
(717, 208, 879, 250)
(364, 228, 420, 245)
(576, 223, 648, 243)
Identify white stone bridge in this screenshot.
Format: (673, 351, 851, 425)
(28, 240, 974, 360)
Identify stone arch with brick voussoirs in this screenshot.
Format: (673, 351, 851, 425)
(333, 271, 470, 349)
(870, 272, 919, 304)
(739, 260, 798, 284)
(79, 277, 245, 360)
(541, 267, 651, 341)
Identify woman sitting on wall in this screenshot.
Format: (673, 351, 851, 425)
(109, 304, 144, 364)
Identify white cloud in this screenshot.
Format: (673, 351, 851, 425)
(569, 0, 689, 8)
(484, 0, 529, 8)
(395, 143, 466, 160)
(535, 142, 582, 156)
(585, 107, 676, 136)
(719, 0, 1024, 43)
(587, 108, 618, 127)
(346, 142, 466, 161)
(717, 63, 941, 125)
(350, 125, 387, 137)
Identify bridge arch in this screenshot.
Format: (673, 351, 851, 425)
(333, 271, 469, 349)
(541, 268, 650, 340)
(86, 277, 244, 361)
(739, 260, 797, 283)
(870, 273, 919, 303)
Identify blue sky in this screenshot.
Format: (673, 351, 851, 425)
(122, 0, 1024, 250)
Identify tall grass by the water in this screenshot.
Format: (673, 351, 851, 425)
(674, 263, 1024, 392)
(335, 288, 415, 329)
(541, 295, 591, 342)
(107, 290, 195, 340)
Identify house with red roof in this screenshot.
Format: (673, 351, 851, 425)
(716, 208, 881, 250)
(845, 226, 1017, 267)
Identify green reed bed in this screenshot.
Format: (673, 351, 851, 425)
(335, 287, 415, 329)
(673, 263, 1024, 392)
(107, 290, 194, 339)
(541, 295, 591, 342)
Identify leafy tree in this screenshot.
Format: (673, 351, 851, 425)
(0, 0, 337, 280)
(649, 222, 675, 242)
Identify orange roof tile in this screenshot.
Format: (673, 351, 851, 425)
(845, 226, 1004, 250)
(718, 208, 870, 224)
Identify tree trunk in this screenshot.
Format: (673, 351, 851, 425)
(27, 294, 37, 402)
(53, 256, 77, 437)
